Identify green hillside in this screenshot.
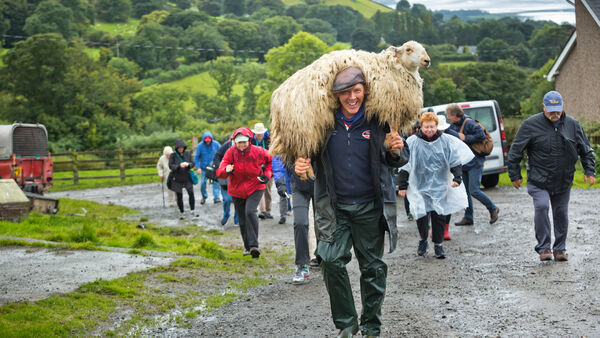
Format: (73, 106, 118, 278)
(90, 20, 140, 37)
(282, 0, 392, 17)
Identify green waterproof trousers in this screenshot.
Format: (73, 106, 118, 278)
(317, 200, 387, 336)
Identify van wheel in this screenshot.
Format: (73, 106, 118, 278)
(481, 174, 499, 188)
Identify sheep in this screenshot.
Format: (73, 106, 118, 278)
(269, 40, 430, 165)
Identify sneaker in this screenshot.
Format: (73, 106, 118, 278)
(179, 213, 185, 220)
(278, 216, 286, 224)
(264, 213, 273, 219)
(258, 212, 266, 219)
(443, 223, 451, 241)
(292, 265, 310, 284)
(417, 239, 428, 256)
(250, 247, 260, 259)
(434, 244, 446, 259)
(214, 200, 221, 204)
(553, 250, 568, 261)
(221, 216, 229, 225)
(489, 208, 500, 224)
(455, 218, 473, 226)
(200, 198, 206, 205)
(407, 213, 414, 221)
(539, 248, 553, 261)
(192, 210, 199, 217)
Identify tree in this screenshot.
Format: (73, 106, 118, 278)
(262, 16, 301, 46)
(95, 0, 131, 22)
(528, 24, 571, 68)
(1, 0, 33, 43)
(519, 58, 555, 116)
(173, 0, 190, 10)
(108, 57, 141, 79)
(204, 56, 240, 120)
(285, 4, 307, 19)
(430, 78, 465, 105)
(161, 10, 210, 30)
(223, 0, 244, 16)
(396, 0, 410, 11)
(216, 18, 261, 58)
(264, 31, 328, 83)
(351, 28, 378, 52)
(246, 0, 284, 14)
(122, 22, 179, 71)
(131, 0, 167, 18)
(182, 24, 229, 63)
(59, 0, 96, 36)
(476, 37, 510, 62)
(132, 86, 188, 132)
(198, 0, 221, 16)
(24, 0, 74, 39)
(238, 62, 267, 118)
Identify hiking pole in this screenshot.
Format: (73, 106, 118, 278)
(161, 179, 165, 207)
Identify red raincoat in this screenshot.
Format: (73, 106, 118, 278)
(216, 127, 273, 199)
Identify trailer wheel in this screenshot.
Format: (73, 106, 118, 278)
(481, 174, 499, 188)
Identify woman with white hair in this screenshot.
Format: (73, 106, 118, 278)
(157, 146, 175, 207)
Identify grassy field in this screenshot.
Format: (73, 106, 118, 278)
(90, 19, 140, 37)
(0, 198, 292, 336)
(282, 0, 393, 17)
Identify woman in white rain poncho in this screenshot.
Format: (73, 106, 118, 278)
(399, 112, 474, 258)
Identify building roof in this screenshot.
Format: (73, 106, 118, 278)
(547, 0, 600, 81)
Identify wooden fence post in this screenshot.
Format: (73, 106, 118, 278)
(119, 149, 125, 182)
(72, 150, 79, 185)
(192, 135, 198, 154)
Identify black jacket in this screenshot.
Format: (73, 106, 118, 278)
(507, 112, 596, 195)
(169, 139, 195, 192)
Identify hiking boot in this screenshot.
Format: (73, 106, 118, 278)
(278, 216, 286, 224)
(489, 208, 499, 224)
(258, 212, 266, 219)
(417, 239, 428, 256)
(200, 198, 206, 205)
(220, 216, 229, 225)
(455, 218, 473, 226)
(292, 265, 310, 284)
(444, 223, 451, 240)
(434, 244, 446, 259)
(337, 322, 358, 338)
(264, 213, 273, 219)
(407, 213, 414, 221)
(539, 248, 552, 261)
(250, 247, 260, 259)
(553, 250, 568, 261)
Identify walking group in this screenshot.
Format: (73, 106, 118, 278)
(158, 64, 596, 337)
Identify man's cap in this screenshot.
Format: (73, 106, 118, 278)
(251, 122, 268, 134)
(333, 67, 366, 93)
(234, 134, 250, 143)
(543, 90, 563, 113)
(437, 115, 450, 131)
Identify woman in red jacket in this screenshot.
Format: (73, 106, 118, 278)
(217, 127, 272, 258)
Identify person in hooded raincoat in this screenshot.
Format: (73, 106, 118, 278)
(399, 112, 474, 258)
(169, 139, 198, 219)
(216, 127, 272, 259)
(194, 131, 221, 204)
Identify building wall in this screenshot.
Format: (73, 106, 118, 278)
(555, 0, 600, 121)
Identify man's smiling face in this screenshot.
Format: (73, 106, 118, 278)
(336, 83, 365, 118)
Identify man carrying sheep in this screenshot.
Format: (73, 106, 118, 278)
(295, 67, 408, 338)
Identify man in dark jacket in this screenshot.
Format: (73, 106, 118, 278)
(447, 104, 500, 225)
(508, 91, 596, 261)
(295, 67, 408, 338)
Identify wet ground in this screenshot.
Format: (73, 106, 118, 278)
(11, 184, 598, 336)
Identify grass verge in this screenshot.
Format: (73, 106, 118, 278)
(0, 199, 293, 336)
(50, 168, 160, 192)
(497, 169, 595, 189)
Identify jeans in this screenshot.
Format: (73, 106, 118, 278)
(221, 187, 232, 218)
(200, 170, 221, 201)
(463, 163, 497, 221)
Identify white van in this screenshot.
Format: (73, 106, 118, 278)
(422, 100, 508, 188)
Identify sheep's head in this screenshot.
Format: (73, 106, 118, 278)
(388, 41, 431, 73)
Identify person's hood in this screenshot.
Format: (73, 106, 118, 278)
(174, 138, 187, 151)
(232, 127, 254, 142)
(202, 131, 214, 142)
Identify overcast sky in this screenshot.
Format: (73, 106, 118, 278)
(383, 0, 576, 24)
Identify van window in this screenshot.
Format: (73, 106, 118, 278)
(463, 107, 497, 132)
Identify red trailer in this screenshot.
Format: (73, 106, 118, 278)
(0, 123, 58, 214)
(0, 123, 54, 193)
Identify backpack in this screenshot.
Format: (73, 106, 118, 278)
(460, 118, 493, 157)
(204, 162, 218, 183)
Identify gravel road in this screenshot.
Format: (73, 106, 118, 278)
(19, 184, 596, 336)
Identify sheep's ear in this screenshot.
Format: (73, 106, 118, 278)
(389, 46, 403, 57)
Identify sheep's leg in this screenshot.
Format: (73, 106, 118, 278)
(385, 124, 403, 156)
(299, 166, 316, 181)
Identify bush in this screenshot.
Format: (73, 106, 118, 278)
(141, 63, 206, 85)
(133, 233, 156, 248)
(116, 131, 179, 150)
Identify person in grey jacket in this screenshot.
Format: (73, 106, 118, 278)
(508, 91, 596, 262)
(294, 67, 408, 338)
